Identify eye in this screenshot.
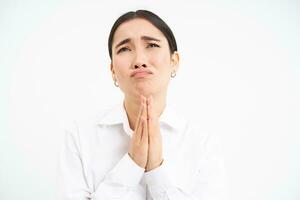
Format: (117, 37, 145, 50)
(117, 47, 130, 54)
(147, 43, 160, 48)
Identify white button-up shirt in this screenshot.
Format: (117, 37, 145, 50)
(57, 103, 227, 200)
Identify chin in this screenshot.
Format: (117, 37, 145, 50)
(135, 86, 155, 98)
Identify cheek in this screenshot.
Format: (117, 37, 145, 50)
(113, 57, 129, 77)
(113, 56, 127, 68)
(149, 51, 171, 72)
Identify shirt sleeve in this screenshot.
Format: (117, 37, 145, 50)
(57, 124, 145, 200)
(144, 132, 228, 200)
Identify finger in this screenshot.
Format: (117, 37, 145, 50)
(140, 100, 147, 140)
(141, 111, 148, 143)
(134, 97, 144, 130)
(133, 99, 144, 141)
(147, 96, 156, 137)
(142, 96, 147, 120)
(146, 96, 152, 120)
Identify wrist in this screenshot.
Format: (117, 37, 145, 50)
(145, 159, 164, 172)
(128, 152, 147, 169)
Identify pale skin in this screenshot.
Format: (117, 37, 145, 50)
(110, 18, 179, 171)
(128, 95, 163, 171)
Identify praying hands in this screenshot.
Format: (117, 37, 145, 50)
(128, 95, 163, 172)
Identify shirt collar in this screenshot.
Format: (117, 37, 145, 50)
(96, 101, 186, 133)
(96, 102, 127, 126)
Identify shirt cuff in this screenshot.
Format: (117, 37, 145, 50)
(144, 163, 173, 197)
(108, 153, 145, 187)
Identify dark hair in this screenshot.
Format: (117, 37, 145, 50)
(108, 10, 177, 59)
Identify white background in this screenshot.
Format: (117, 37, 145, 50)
(0, 0, 299, 199)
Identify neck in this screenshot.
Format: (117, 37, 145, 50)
(124, 93, 166, 130)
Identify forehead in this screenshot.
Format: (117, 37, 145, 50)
(112, 18, 167, 44)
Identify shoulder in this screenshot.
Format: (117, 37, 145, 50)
(177, 115, 206, 144)
(180, 117, 224, 160)
(63, 105, 117, 144)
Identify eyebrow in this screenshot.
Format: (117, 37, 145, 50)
(114, 36, 161, 50)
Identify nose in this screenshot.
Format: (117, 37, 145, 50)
(133, 50, 147, 69)
(134, 63, 147, 69)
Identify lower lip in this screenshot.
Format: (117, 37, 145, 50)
(133, 72, 152, 78)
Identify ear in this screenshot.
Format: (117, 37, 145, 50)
(110, 63, 116, 81)
(110, 63, 115, 74)
(171, 51, 180, 72)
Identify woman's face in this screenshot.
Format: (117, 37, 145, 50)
(110, 18, 179, 98)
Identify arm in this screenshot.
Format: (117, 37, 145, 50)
(58, 97, 149, 200)
(144, 143, 228, 200)
(145, 97, 228, 200)
(57, 127, 145, 200)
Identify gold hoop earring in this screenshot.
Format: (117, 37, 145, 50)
(171, 71, 176, 78)
(114, 80, 119, 87)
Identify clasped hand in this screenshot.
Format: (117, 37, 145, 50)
(128, 95, 163, 172)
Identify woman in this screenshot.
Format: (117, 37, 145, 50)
(58, 10, 227, 200)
